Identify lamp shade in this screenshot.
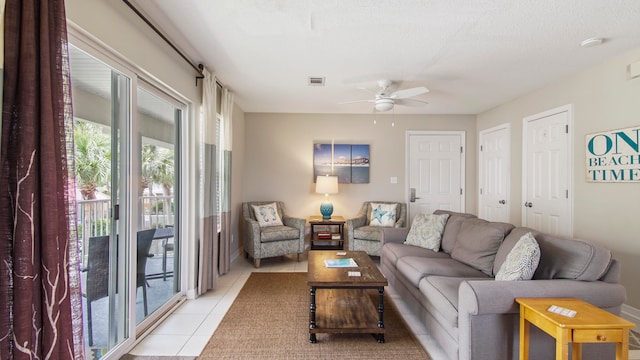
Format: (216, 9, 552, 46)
(315, 175, 338, 194)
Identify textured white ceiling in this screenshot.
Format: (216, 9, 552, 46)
(132, 0, 640, 115)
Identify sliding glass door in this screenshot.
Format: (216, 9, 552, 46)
(135, 86, 181, 325)
(70, 45, 131, 354)
(69, 44, 184, 357)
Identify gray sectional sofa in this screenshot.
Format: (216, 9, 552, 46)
(380, 210, 627, 360)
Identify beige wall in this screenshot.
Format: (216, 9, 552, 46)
(243, 113, 477, 219)
(477, 47, 640, 308)
(66, 1, 197, 98)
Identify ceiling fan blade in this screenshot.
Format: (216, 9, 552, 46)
(356, 86, 378, 95)
(338, 99, 375, 105)
(395, 98, 428, 107)
(390, 86, 429, 99)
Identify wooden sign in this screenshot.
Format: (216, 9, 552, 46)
(586, 125, 640, 182)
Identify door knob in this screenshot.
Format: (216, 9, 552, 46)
(499, 200, 506, 205)
(524, 202, 533, 208)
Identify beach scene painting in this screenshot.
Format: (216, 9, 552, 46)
(313, 143, 370, 184)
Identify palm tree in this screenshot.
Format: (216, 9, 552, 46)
(74, 120, 111, 200)
(142, 144, 174, 196)
(142, 144, 175, 226)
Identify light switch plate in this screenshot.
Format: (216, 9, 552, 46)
(390, 176, 398, 184)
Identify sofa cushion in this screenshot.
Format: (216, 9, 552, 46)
(251, 202, 283, 227)
(259, 225, 299, 242)
(450, 219, 514, 276)
(369, 202, 397, 227)
(353, 225, 383, 241)
(381, 242, 450, 267)
(533, 234, 612, 281)
(404, 213, 450, 251)
(493, 227, 541, 275)
(419, 276, 492, 328)
(397, 256, 488, 287)
(433, 210, 478, 254)
(495, 232, 541, 281)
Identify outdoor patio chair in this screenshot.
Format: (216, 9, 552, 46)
(136, 228, 156, 316)
(82, 235, 110, 346)
(82, 229, 155, 346)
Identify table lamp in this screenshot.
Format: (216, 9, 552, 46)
(315, 175, 338, 219)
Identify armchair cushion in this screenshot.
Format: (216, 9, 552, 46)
(353, 226, 384, 241)
(251, 202, 283, 227)
(369, 202, 397, 227)
(260, 225, 300, 242)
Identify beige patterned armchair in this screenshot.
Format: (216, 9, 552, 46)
(347, 201, 407, 256)
(242, 201, 305, 268)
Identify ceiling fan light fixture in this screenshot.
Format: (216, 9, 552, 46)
(375, 99, 394, 112)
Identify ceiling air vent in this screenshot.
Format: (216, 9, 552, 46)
(308, 77, 325, 86)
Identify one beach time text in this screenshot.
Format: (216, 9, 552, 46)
(586, 126, 640, 182)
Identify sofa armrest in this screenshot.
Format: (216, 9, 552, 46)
(456, 279, 626, 360)
(458, 279, 627, 316)
(380, 227, 410, 245)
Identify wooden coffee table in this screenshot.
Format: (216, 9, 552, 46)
(307, 250, 388, 343)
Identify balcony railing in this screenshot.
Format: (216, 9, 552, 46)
(77, 196, 174, 262)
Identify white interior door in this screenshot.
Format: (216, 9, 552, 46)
(406, 131, 465, 224)
(522, 105, 573, 237)
(479, 124, 510, 222)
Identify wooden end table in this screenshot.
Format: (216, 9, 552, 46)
(515, 297, 635, 360)
(307, 250, 388, 343)
(308, 216, 346, 250)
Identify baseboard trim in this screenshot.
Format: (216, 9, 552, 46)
(622, 303, 640, 328)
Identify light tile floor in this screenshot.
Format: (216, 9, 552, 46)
(128, 254, 446, 359)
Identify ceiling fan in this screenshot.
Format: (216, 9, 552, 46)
(340, 80, 429, 112)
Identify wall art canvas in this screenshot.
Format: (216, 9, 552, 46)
(585, 125, 640, 182)
(314, 143, 369, 184)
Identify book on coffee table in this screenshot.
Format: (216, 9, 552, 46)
(324, 258, 358, 268)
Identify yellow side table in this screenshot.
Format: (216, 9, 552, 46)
(516, 297, 635, 360)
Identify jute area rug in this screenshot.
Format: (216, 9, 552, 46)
(198, 272, 431, 359)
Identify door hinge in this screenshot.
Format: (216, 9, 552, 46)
(480, 188, 483, 195)
(480, 145, 483, 151)
(565, 124, 569, 134)
(566, 190, 569, 199)
(460, 146, 464, 154)
(460, 188, 463, 195)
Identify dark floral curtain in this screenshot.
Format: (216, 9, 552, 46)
(1, 0, 85, 359)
